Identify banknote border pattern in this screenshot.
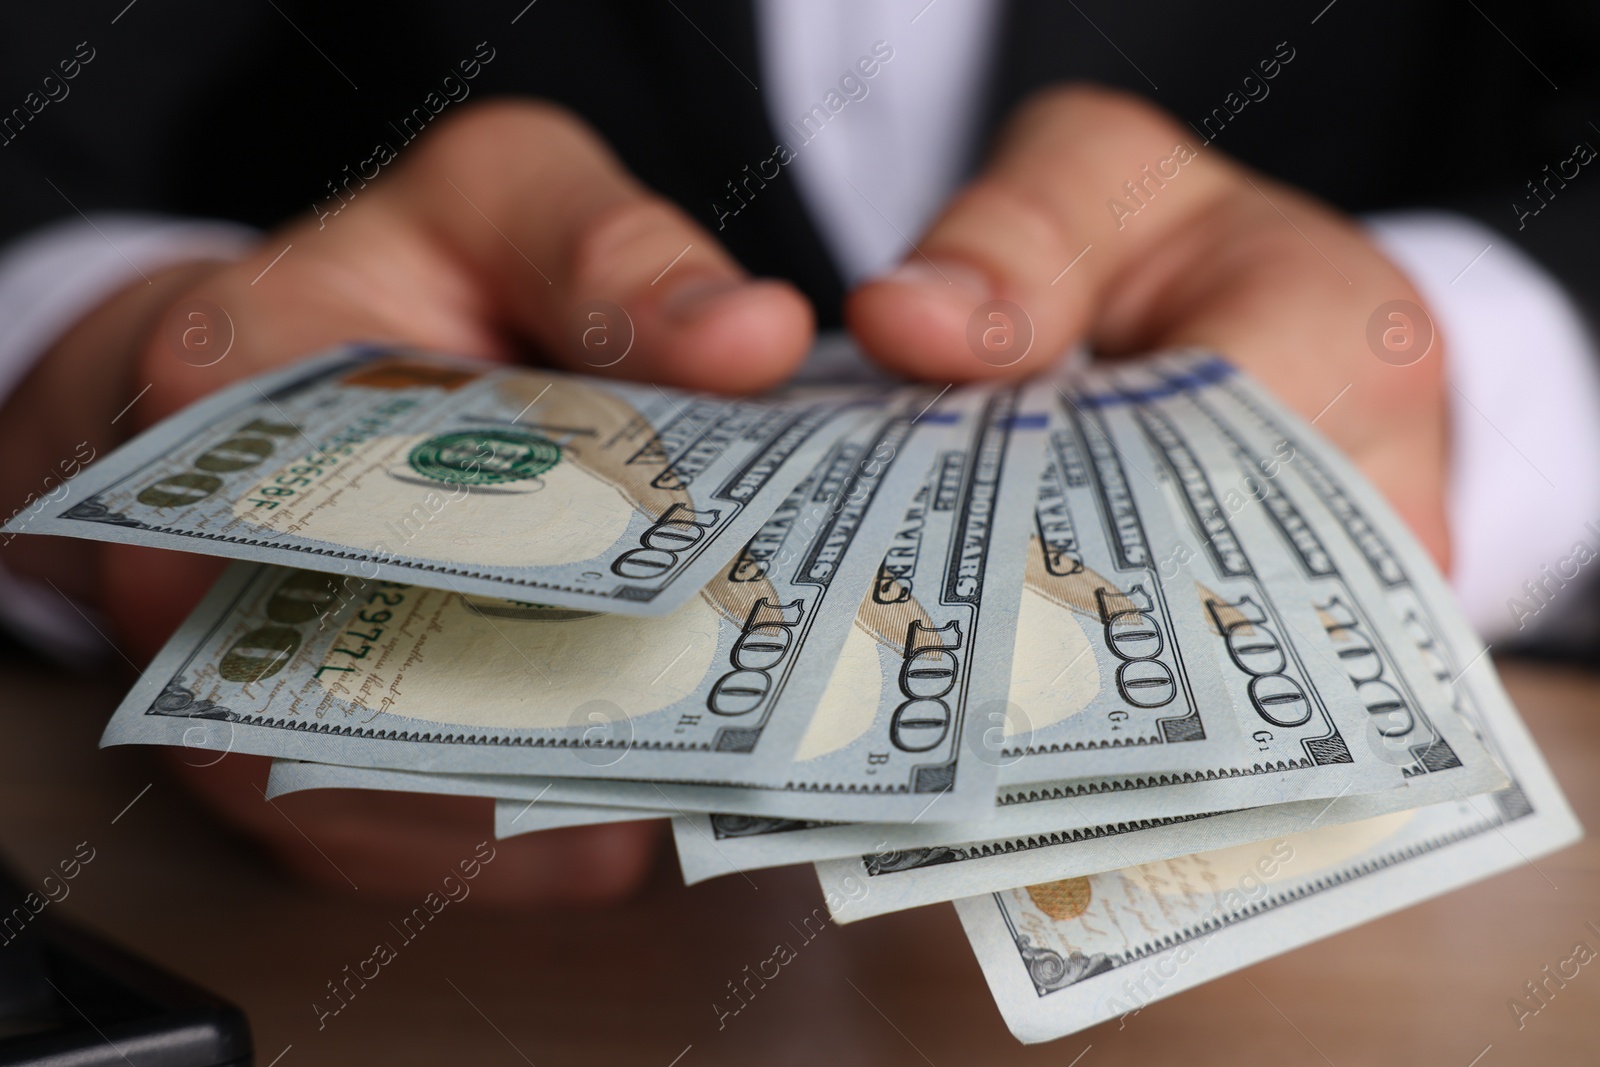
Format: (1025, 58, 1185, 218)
(49, 348, 855, 608)
(862, 809, 1227, 877)
(999, 791, 1530, 998)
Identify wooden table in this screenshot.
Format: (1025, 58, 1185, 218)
(1, 656, 1594, 1066)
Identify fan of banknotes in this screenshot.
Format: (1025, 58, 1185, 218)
(5, 344, 1579, 1044)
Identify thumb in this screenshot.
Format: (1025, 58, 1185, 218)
(380, 100, 815, 391)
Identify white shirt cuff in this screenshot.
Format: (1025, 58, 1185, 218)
(0, 215, 258, 662)
(0, 215, 258, 405)
(1366, 211, 1600, 644)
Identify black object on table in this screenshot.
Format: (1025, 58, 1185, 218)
(0, 856, 251, 1066)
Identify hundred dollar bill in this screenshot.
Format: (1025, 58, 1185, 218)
(699, 381, 1048, 819)
(4, 346, 874, 615)
(993, 401, 1251, 780)
(256, 384, 1048, 821)
(494, 797, 664, 837)
(805, 367, 1507, 919)
(576, 380, 1044, 820)
(264, 758, 673, 811)
(811, 718, 1495, 924)
(264, 760, 665, 834)
(101, 391, 958, 794)
(1157, 350, 1558, 845)
(672, 375, 1441, 880)
(1087, 374, 1411, 793)
(959, 695, 1577, 1042)
(1118, 358, 1501, 803)
(805, 358, 1523, 920)
(676, 758, 1407, 884)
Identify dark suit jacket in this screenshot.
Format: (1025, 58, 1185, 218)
(1, 0, 1596, 328)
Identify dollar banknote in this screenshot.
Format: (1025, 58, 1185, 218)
(264, 758, 669, 812)
(810, 730, 1497, 924)
(266, 759, 666, 831)
(100, 390, 956, 790)
(108, 383, 1051, 820)
(803, 363, 1516, 919)
(274, 356, 1503, 888)
(259, 383, 1046, 820)
(994, 397, 1253, 780)
(494, 796, 664, 836)
(267, 357, 1511, 902)
(589, 380, 1049, 821)
(22, 333, 1576, 1047)
(960, 658, 1576, 1043)
(669, 370, 1485, 881)
(1121, 358, 1502, 799)
(691, 380, 1049, 819)
(1154, 351, 1530, 814)
(1089, 374, 1412, 793)
(5, 346, 874, 615)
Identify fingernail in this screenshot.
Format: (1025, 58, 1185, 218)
(660, 276, 746, 323)
(874, 258, 992, 300)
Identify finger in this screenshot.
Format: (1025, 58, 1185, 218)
(385, 101, 814, 392)
(846, 85, 1235, 381)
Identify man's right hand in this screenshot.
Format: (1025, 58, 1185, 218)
(0, 100, 819, 907)
(141, 99, 818, 425)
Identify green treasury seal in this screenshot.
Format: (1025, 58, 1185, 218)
(407, 430, 561, 486)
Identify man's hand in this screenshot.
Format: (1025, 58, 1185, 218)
(0, 88, 1451, 908)
(3, 100, 817, 907)
(17, 99, 821, 635)
(849, 85, 1450, 569)
(137, 100, 816, 423)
